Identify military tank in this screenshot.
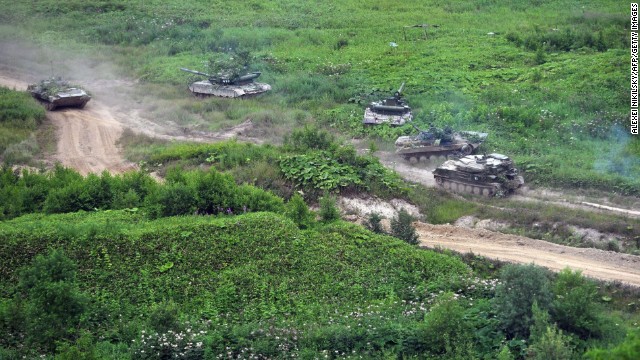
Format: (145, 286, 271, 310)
(180, 68, 271, 98)
(27, 78, 91, 111)
(395, 124, 488, 164)
(363, 82, 412, 126)
(433, 153, 524, 197)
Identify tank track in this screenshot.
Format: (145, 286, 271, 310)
(434, 175, 499, 197)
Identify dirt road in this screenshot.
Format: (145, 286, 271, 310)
(0, 65, 256, 175)
(416, 222, 640, 286)
(0, 70, 135, 175)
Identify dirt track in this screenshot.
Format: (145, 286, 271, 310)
(0, 73, 135, 175)
(416, 222, 640, 286)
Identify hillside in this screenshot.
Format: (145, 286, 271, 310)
(0, 1, 639, 358)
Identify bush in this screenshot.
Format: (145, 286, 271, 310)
(551, 269, 605, 339)
(493, 264, 552, 339)
(319, 194, 340, 222)
(147, 301, 181, 334)
(390, 209, 418, 245)
(417, 295, 476, 357)
(366, 212, 384, 234)
(18, 250, 88, 352)
(146, 182, 197, 218)
(283, 125, 336, 152)
(285, 193, 314, 229)
(527, 325, 574, 360)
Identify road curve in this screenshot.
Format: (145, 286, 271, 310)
(416, 222, 640, 287)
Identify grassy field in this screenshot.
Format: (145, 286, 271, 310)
(0, 0, 636, 194)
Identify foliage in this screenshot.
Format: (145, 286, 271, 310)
(279, 151, 362, 192)
(551, 269, 607, 340)
(527, 325, 574, 360)
(284, 193, 314, 229)
(390, 209, 419, 245)
(55, 331, 97, 360)
(366, 212, 384, 234)
(318, 193, 340, 222)
(586, 328, 640, 360)
(0, 87, 46, 158)
(0, 87, 45, 128)
(0, 165, 283, 220)
(493, 264, 552, 339)
(283, 124, 336, 152)
(207, 50, 252, 79)
(18, 249, 88, 352)
(132, 328, 206, 360)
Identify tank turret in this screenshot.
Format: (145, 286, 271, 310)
(363, 82, 412, 125)
(433, 153, 524, 197)
(179, 67, 271, 98)
(27, 77, 91, 111)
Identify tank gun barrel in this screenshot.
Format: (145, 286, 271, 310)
(180, 68, 211, 78)
(397, 82, 405, 95)
(235, 72, 261, 82)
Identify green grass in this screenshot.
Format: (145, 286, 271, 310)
(0, 0, 634, 193)
(0, 87, 46, 163)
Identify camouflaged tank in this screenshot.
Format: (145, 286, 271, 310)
(27, 78, 91, 111)
(433, 153, 524, 197)
(180, 68, 271, 98)
(363, 82, 412, 126)
(395, 124, 488, 164)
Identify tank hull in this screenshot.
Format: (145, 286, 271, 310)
(28, 87, 91, 111)
(395, 131, 487, 164)
(188, 80, 271, 98)
(433, 154, 524, 197)
(363, 107, 413, 126)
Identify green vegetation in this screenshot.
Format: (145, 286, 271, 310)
(0, 0, 635, 194)
(0, 87, 46, 164)
(0, 0, 638, 358)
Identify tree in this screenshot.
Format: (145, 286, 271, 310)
(391, 209, 418, 245)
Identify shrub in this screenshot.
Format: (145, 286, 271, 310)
(366, 212, 384, 234)
(19, 250, 88, 351)
(146, 183, 197, 218)
(147, 301, 181, 334)
(390, 209, 418, 245)
(283, 125, 336, 152)
(551, 269, 605, 339)
(419, 295, 476, 357)
(55, 331, 97, 360)
(319, 194, 340, 222)
(285, 193, 314, 229)
(527, 326, 574, 360)
(493, 264, 552, 339)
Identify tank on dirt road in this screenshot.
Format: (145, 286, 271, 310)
(395, 124, 487, 164)
(433, 153, 524, 197)
(363, 82, 412, 126)
(180, 68, 271, 98)
(27, 77, 91, 111)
